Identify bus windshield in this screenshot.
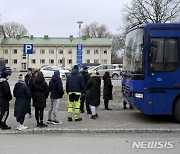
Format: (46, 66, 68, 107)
(123, 28, 144, 77)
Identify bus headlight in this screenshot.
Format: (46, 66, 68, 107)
(134, 93, 144, 99)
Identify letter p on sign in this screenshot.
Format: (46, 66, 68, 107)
(23, 44, 34, 54)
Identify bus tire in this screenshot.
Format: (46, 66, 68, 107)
(173, 98, 180, 123)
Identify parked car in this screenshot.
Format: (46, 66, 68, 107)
(88, 64, 122, 79)
(40, 66, 70, 78)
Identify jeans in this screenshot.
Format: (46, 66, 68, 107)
(80, 94, 91, 111)
(48, 99, 60, 121)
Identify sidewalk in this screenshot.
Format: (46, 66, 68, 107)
(1, 108, 180, 134)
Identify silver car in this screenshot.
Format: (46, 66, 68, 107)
(88, 64, 122, 79)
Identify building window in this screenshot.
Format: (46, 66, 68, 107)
(13, 49, 18, 54)
(58, 59, 63, 64)
(40, 49, 45, 54)
(3, 49, 8, 54)
(85, 59, 90, 63)
(58, 49, 63, 54)
(94, 59, 99, 63)
(102, 59, 107, 64)
(68, 49, 72, 54)
(49, 59, 54, 64)
(5, 59, 8, 64)
(49, 49, 54, 54)
(94, 50, 99, 54)
(40, 59, 45, 64)
(86, 50, 90, 54)
(102, 50, 107, 54)
(31, 59, 36, 64)
(13, 59, 17, 64)
(22, 54, 26, 59)
(67, 59, 72, 64)
(33, 50, 36, 54)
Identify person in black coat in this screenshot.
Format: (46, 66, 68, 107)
(13, 73, 31, 131)
(31, 71, 49, 127)
(48, 70, 64, 125)
(25, 69, 34, 118)
(0, 72, 12, 130)
(86, 71, 101, 119)
(103, 71, 113, 110)
(80, 66, 91, 114)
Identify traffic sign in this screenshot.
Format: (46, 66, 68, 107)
(76, 44, 83, 69)
(23, 44, 34, 54)
(77, 44, 83, 50)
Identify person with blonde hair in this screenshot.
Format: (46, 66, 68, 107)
(13, 73, 31, 131)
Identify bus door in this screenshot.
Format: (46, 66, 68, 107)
(148, 37, 179, 114)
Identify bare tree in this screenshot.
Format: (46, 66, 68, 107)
(3, 22, 28, 37)
(123, 0, 180, 29)
(111, 34, 125, 64)
(82, 22, 112, 38)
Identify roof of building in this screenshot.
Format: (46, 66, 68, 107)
(1, 36, 112, 47)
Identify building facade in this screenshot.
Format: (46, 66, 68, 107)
(0, 35, 112, 70)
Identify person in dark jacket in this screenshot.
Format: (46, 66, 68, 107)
(25, 69, 34, 118)
(103, 71, 113, 110)
(31, 71, 49, 127)
(86, 71, 101, 119)
(0, 72, 12, 130)
(13, 73, 31, 131)
(66, 65, 85, 121)
(80, 66, 91, 114)
(47, 70, 64, 125)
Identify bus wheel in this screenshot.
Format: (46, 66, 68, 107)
(173, 98, 180, 123)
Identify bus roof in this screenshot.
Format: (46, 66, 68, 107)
(128, 23, 180, 32)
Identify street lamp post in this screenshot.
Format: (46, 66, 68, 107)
(77, 21, 83, 44)
(76, 21, 83, 69)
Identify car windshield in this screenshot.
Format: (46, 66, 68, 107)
(123, 28, 144, 77)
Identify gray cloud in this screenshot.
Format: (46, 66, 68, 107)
(0, 0, 131, 37)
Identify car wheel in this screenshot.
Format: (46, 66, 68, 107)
(112, 74, 119, 79)
(173, 97, 180, 123)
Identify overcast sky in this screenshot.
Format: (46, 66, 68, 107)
(0, 0, 131, 37)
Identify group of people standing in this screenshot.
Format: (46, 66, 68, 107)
(0, 64, 113, 130)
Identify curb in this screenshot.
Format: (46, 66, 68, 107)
(1, 128, 180, 134)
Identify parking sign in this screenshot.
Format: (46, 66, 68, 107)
(23, 44, 34, 54)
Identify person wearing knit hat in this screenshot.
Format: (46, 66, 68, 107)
(66, 65, 85, 121)
(13, 73, 31, 131)
(0, 72, 12, 130)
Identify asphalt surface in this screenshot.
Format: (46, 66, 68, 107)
(0, 133, 179, 154)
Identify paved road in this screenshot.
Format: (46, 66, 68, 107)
(0, 133, 179, 154)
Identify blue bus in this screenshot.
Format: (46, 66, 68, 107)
(121, 23, 180, 122)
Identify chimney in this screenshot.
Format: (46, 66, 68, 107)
(44, 35, 48, 39)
